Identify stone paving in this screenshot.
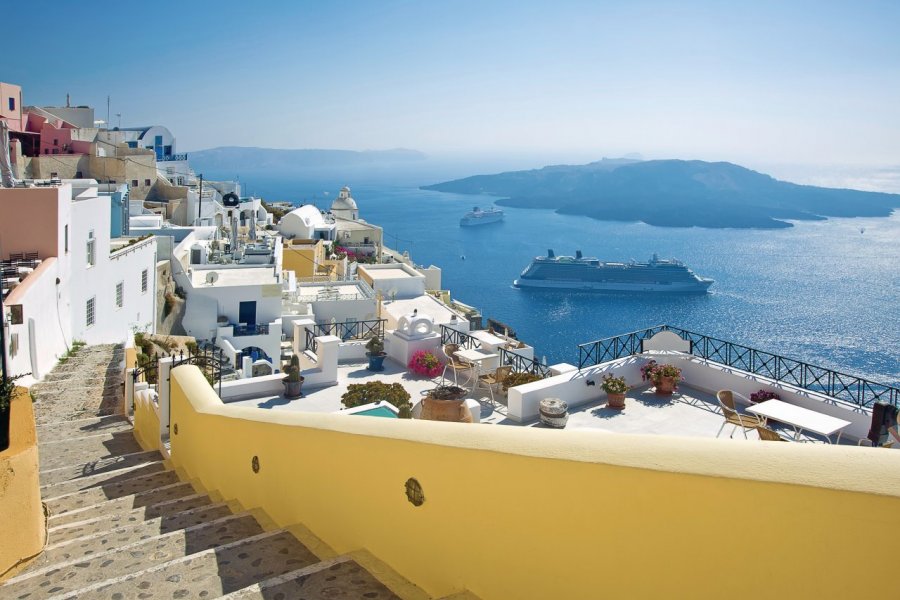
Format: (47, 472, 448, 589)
(30, 343, 126, 425)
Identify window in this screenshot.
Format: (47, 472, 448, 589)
(126, 141, 137, 148)
(53, 138, 58, 146)
(141, 269, 148, 293)
(144, 179, 151, 186)
(86, 297, 95, 327)
(64, 224, 68, 253)
(8, 97, 14, 111)
(86, 231, 95, 266)
(44, 149, 49, 154)
(131, 179, 138, 188)
(115, 282, 124, 308)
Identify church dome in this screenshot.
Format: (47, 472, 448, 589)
(331, 186, 358, 212)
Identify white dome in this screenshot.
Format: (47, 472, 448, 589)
(331, 187, 358, 212)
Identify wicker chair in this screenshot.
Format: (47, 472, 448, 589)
(441, 343, 473, 386)
(476, 365, 512, 406)
(716, 390, 765, 439)
(756, 425, 786, 442)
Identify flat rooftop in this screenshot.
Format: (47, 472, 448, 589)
(191, 267, 277, 287)
(363, 267, 417, 280)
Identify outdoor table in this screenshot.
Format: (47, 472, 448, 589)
(470, 330, 508, 348)
(746, 399, 852, 444)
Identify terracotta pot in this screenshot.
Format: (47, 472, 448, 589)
(420, 397, 473, 423)
(606, 392, 626, 410)
(654, 376, 676, 395)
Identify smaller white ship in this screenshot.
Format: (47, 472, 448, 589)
(460, 206, 504, 227)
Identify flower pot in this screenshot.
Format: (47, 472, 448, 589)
(606, 392, 626, 410)
(283, 377, 304, 399)
(420, 396, 473, 423)
(654, 376, 677, 395)
(367, 352, 386, 372)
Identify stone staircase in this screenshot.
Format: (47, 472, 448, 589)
(1, 414, 437, 600)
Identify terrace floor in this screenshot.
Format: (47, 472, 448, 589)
(227, 357, 842, 443)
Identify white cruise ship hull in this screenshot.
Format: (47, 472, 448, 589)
(513, 278, 713, 293)
(460, 213, 504, 226)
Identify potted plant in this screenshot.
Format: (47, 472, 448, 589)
(501, 371, 543, 391)
(640, 360, 683, 395)
(601, 374, 628, 410)
(420, 385, 472, 423)
(365, 335, 387, 371)
(282, 354, 305, 399)
(407, 350, 444, 378)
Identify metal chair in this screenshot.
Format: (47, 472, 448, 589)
(716, 390, 766, 439)
(441, 343, 472, 386)
(476, 365, 512, 406)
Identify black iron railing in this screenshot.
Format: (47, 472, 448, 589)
(439, 325, 478, 350)
(305, 319, 386, 353)
(233, 323, 270, 337)
(499, 346, 551, 377)
(577, 325, 900, 408)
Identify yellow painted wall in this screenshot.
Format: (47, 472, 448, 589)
(132, 393, 161, 452)
(167, 366, 900, 599)
(0, 388, 45, 581)
(282, 241, 325, 279)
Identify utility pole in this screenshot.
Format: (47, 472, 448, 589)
(198, 174, 204, 225)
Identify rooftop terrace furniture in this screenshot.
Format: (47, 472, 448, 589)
(716, 390, 766, 439)
(441, 343, 471, 386)
(476, 365, 512, 407)
(756, 425, 787, 442)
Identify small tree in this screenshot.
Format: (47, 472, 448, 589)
(365, 335, 385, 356)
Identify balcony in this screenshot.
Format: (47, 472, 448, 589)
(158, 153, 188, 162)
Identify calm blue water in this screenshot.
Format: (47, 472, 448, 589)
(236, 177, 900, 386)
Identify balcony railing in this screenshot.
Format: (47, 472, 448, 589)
(577, 325, 900, 408)
(305, 319, 386, 353)
(232, 323, 270, 337)
(439, 325, 550, 377)
(158, 153, 188, 162)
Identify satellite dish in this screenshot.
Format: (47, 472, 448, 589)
(206, 271, 219, 285)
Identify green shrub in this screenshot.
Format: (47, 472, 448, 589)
(502, 371, 543, 391)
(341, 381, 411, 411)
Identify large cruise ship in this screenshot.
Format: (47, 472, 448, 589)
(460, 206, 504, 226)
(514, 250, 714, 293)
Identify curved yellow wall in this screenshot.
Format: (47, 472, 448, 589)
(132, 392, 161, 452)
(168, 366, 900, 599)
(0, 388, 45, 581)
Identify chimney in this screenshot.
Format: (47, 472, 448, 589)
(66, 93, 71, 108)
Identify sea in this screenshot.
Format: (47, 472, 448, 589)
(228, 176, 900, 387)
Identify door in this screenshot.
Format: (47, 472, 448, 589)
(154, 135, 163, 160)
(239, 301, 257, 326)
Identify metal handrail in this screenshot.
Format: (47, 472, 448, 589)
(439, 325, 478, 350)
(305, 319, 386, 352)
(576, 325, 899, 408)
(499, 346, 551, 377)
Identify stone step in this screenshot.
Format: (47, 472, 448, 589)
(39, 449, 162, 487)
(220, 557, 403, 600)
(38, 431, 144, 471)
(36, 414, 133, 442)
(41, 460, 166, 498)
(5, 513, 265, 598)
(48, 493, 214, 545)
(49, 481, 198, 526)
(44, 468, 179, 506)
(52, 530, 319, 600)
(22, 501, 231, 575)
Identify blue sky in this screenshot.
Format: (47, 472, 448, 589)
(6, 0, 900, 169)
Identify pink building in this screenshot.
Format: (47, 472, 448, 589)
(0, 82, 24, 132)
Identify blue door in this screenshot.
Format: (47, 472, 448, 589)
(154, 135, 163, 160)
(239, 301, 256, 326)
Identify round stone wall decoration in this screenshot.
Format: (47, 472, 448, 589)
(251, 455, 260, 474)
(405, 477, 424, 506)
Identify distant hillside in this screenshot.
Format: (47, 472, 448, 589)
(188, 146, 427, 174)
(423, 159, 900, 228)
